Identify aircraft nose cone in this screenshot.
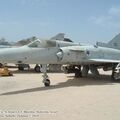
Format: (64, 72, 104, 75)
(56, 51, 63, 60)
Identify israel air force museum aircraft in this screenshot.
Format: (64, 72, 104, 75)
(0, 33, 120, 86)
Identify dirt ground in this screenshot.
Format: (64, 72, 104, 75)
(0, 68, 120, 120)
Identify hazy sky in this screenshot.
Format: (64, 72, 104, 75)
(0, 0, 120, 43)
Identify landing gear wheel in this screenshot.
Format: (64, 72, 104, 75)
(75, 69, 82, 78)
(34, 65, 41, 72)
(111, 71, 120, 82)
(44, 79, 50, 87)
(18, 66, 24, 71)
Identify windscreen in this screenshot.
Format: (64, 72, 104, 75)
(28, 40, 42, 48)
(28, 39, 56, 48)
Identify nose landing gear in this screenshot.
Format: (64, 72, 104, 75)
(42, 73, 50, 87)
(41, 65, 50, 87)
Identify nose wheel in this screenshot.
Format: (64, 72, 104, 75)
(43, 79, 50, 87)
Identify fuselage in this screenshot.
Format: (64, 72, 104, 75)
(0, 44, 120, 65)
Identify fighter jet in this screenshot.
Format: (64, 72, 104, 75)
(0, 33, 80, 85)
(0, 33, 76, 72)
(0, 33, 120, 87)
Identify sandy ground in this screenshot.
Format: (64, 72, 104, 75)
(0, 69, 120, 120)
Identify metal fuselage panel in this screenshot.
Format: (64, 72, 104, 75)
(0, 47, 59, 64)
(59, 46, 120, 64)
(88, 46, 120, 60)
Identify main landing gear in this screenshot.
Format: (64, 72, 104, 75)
(75, 65, 82, 78)
(41, 65, 50, 87)
(111, 63, 120, 82)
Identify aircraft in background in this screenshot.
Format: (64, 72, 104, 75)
(0, 45, 11, 48)
(0, 33, 120, 86)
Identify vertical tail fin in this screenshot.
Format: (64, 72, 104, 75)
(97, 33, 120, 49)
(50, 33, 65, 41)
(108, 33, 120, 46)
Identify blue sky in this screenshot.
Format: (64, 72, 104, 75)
(0, 0, 120, 44)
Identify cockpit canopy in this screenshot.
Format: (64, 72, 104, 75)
(28, 40, 41, 48)
(28, 39, 56, 48)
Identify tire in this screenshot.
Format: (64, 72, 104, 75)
(18, 67, 24, 71)
(111, 71, 120, 82)
(34, 66, 41, 72)
(75, 69, 82, 78)
(44, 79, 50, 87)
